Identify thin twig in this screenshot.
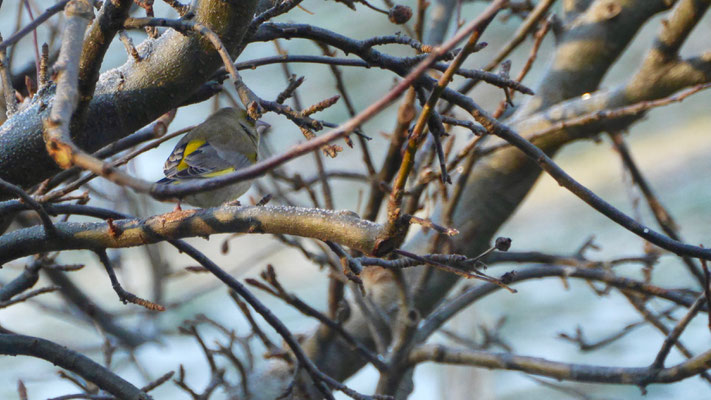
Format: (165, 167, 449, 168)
(0, 33, 18, 115)
(152, 2, 508, 201)
(383, 0, 505, 241)
(446, 84, 711, 261)
(95, 250, 165, 311)
(610, 131, 704, 283)
(651, 295, 706, 369)
(394, 249, 517, 293)
(247, 265, 387, 371)
(0, 0, 71, 52)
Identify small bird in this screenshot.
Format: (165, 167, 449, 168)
(158, 107, 265, 208)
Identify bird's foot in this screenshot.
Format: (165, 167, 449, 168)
(256, 194, 272, 206)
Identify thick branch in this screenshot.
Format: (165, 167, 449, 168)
(516, 0, 676, 117)
(0, 0, 258, 189)
(0, 206, 385, 264)
(74, 0, 133, 129)
(291, 0, 695, 389)
(0, 333, 150, 400)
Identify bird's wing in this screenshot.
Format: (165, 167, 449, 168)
(164, 139, 252, 180)
(163, 135, 200, 177)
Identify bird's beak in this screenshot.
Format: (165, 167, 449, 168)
(255, 120, 270, 135)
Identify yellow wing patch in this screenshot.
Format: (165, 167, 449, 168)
(176, 139, 206, 171)
(204, 167, 236, 177)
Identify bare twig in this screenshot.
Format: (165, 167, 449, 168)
(408, 343, 711, 387)
(651, 295, 706, 369)
(247, 265, 387, 370)
(153, 0, 511, 202)
(0, 177, 56, 236)
(95, 250, 165, 311)
(610, 131, 704, 283)
(0, 33, 18, 115)
(0, 0, 71, 52)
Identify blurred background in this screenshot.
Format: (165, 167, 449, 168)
(1, 0, 710, 398)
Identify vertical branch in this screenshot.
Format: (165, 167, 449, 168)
(362, 88, 416, 221)
(384, 2, 503, 238)
(39, 42, 50, 87)
(413, 0, 428, 42)
(274, 41, 335, 209)
(701, 257, 711, 332)
(22, 0, 42, 83)
(483, 0, 557, 71)
(43, 0, 94, 169)
(0, 34, 18, 116)
(441, 135, 485, 227)
(74, 0, 133, 130)
(317, 43, 376, 175)
(425, 0, 456, 45)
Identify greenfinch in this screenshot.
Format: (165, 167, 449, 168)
(158, 107, 264, 208)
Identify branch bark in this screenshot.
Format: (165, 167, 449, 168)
(409, 344, 711, 386)
(0, 0, 257, 189)
(0, 205, 385, 265)
(0, 334, 151, 400)
(290, 0, 709, 391)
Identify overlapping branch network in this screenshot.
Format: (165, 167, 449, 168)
(0, 0, 710, 399)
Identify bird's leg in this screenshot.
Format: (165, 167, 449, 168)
(256, 194, 272, 206)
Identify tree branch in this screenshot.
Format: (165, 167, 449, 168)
(0, 0, 258, 189)
(408, 343, 711, 386)
(0, 205, 386, 264)
(0, 334, 151, 400)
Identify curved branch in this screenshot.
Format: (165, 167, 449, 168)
(251, 23, 532, 95)
(0, 205, 385, 264)
(0, 333, 150, 400)
(516, 0, 676, 117)
(74, 0, 133, 129)
(0, 0, 258, 189)
(409, 343, 711, 386)
(444, 87, 711, 261)
(0, 261, 41, 302)
(151, 3, 507, 201)
(415, 265, 701, 345)
(653, 0, 709, 58)
(43, 0, 95, 170)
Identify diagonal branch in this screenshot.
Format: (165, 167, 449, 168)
(0, 0, 258, 190)
(0, 333, 151, 400)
